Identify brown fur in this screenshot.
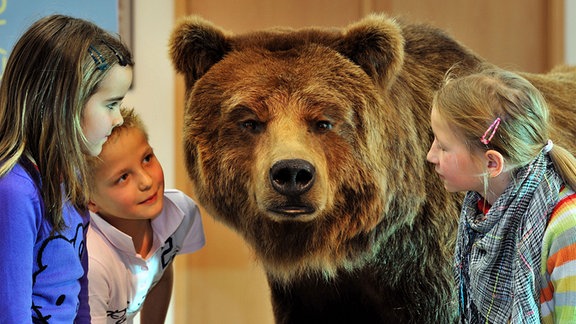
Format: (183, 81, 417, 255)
(169, 14, 576, 323)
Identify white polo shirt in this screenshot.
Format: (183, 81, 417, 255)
(87, 189, 205, 323)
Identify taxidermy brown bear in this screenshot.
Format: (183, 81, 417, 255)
(169, 14, 576, 323)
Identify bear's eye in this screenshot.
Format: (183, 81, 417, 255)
(315, 120, 333, 133)
(241, 119, 264, 133)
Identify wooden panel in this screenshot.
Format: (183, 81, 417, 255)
(370, 0, 561, 73)
(172, 1, 563, 323)
(183, 0, 367, 32)
(546, 0, 566, 67)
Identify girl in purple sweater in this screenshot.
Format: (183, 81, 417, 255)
(0, 15, 133, 323)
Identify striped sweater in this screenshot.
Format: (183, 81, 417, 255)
(540, 185, 576, 323)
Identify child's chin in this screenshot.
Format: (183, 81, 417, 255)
(443, 184, 459, 193)
(85, 142, 105, 157)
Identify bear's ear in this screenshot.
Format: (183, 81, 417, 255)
(336, 14, 405, 89)
(169, 16, 231, 87)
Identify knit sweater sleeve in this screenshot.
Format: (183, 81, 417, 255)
(540, 186, 576, 323)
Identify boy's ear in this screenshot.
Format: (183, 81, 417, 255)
(88, 200, 99, 213)
(485, 150, 504, 178)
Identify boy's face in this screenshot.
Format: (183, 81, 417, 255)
(89, 126, 165, 221)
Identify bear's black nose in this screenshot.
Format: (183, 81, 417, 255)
(270, 159, 315, 196)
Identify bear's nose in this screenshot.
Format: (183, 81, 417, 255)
(270, 159, 315, 197)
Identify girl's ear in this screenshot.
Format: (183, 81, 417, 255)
(485, 150, 505, 178)
(88, 200, 99, 213)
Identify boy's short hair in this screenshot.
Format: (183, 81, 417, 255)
(115, 107, 148, 140)
(86, 107, 147, 187)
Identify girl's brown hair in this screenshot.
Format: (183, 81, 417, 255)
(0, 15, 134, 231)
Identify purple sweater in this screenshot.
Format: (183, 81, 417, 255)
(0, 159, 90, 323)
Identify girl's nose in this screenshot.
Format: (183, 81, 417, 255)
(426, 140, 438, 163)
(112, 109, 124, 128)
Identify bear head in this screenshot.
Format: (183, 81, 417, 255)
(169, 14, 464, 282)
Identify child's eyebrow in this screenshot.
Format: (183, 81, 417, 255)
(106, 95, 126, 102)
(141, 146, 154, 157)
(103, 167, 129, 182)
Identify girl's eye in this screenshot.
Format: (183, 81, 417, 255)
(107, 101, 121, 110)
(433, 138, 445, 151)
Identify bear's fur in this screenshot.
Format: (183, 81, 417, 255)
(169, 14, 576, 323)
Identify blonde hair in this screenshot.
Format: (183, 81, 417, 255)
(433, 64, 576, 190)
(0, 15, 134, 231)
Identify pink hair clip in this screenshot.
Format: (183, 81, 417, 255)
(480, 117, 501, 145)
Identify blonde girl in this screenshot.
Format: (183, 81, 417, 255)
(427, 66, 576, 323)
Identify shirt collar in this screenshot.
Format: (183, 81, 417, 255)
(89, 193, 186, 256)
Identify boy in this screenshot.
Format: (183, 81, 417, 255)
(86, 108, 205, 323)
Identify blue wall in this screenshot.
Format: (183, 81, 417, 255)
(0, 0, 118, 78)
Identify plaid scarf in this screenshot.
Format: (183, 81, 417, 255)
(455, 150, 562, 323)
